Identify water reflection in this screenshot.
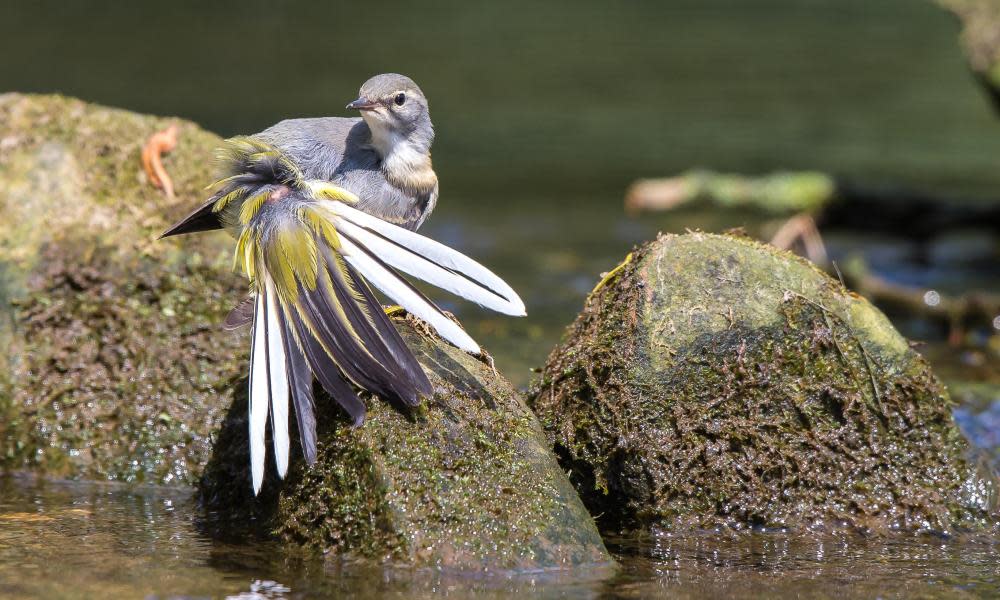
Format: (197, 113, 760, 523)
(1, 475, 999, 599)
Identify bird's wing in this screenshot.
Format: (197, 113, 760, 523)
(161, 136, 311, 238)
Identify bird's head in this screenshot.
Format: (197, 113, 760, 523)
(347, 73, 433, 156)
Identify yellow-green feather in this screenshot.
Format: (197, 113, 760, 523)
(212, 186, 248, 213)
(239, 190, 270, 226)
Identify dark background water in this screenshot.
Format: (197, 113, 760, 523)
(1, 1, 999, 597)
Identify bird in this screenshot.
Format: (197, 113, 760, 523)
(161, 74, 526, 494)
(163, 73, 439, 235)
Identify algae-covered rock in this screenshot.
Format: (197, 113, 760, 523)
(200, 315, 611, 570)
(0, 93, 244, 484)
(529, 232, 999, 534)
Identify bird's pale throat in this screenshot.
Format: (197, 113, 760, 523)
(366, 118, 437, 194)
(382, 144, 437, 194)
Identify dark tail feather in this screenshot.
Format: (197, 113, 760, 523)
(224, 296, 256, 330)
(288, 307, 367, 426)
(160, 199, 223, 238)
(280, 315, 318, 464)
(345, 266, 432, 403)
(283, 240, 429, 410)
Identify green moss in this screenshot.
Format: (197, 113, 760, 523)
(200, 315, 611, 569)
(529, 232, 1000, 534)
(0, 93, 243, 484)
(1, 240, 245, 484)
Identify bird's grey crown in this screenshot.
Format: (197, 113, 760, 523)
(359, 73, 425, 100)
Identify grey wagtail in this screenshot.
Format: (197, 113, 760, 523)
(162, 74, 525, 494)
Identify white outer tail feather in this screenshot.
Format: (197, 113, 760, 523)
(265, 282, 290, 479)
(336, 219, 523, 317)
(322, 201, 526, 317)
(339, 236, 482, 354)
(248, 277, 292, 495)
(249, 294, 270, 495)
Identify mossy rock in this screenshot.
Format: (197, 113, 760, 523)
(0, 93, 245, 484)
(200, 315, 611, 570)
(529, 232, 1000, 534)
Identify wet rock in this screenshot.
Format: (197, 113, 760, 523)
(0, 93, 244, 484)
(529, 232, 999, 534)
(200, 314, 611, 570)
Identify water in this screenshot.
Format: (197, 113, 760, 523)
(2, 0, 999, 597)
(2, 475, 998, 599)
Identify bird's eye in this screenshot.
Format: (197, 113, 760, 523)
(394, 93, 406, 106)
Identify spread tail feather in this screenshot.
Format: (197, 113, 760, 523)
(248, 278, 297, 494)
(248, 293, 269, 494)
(323, 201, 526, 317)
(339, 235, 481, 354)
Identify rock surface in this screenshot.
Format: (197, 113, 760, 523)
(0, 93, 242, 485)
(200, 314, 611, 570)
(529, 232, 999, 534)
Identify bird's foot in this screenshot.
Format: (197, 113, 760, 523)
(383, 305, 406, 317)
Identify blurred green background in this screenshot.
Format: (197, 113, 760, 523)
(2, 0, 997, 384)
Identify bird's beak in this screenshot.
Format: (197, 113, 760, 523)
(346, 96, 379, 111)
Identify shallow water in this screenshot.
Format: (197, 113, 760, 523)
(2, 475, 999, 600)
(2, 0, 1000, 597)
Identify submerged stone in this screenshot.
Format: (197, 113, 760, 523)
(200, 314, 611, 570)
(529, 232, 999, 534)
(0, 93, 243, 484)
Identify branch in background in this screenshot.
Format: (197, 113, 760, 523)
(625, 169, 835, 216)
(841, 255, 1000, 344)
(769, 214, 828, 265)
(626, 169, 1000, 237)
(625, 169, 1000, 338)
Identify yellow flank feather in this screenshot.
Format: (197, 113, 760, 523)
(212, 186, 248, 213)
(300, 206, 341, 251)
(307, 181, 359, 204)
(267, 226, 319, 301)
(235, 227, 258, 279)
(239, 190, 270, 226)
